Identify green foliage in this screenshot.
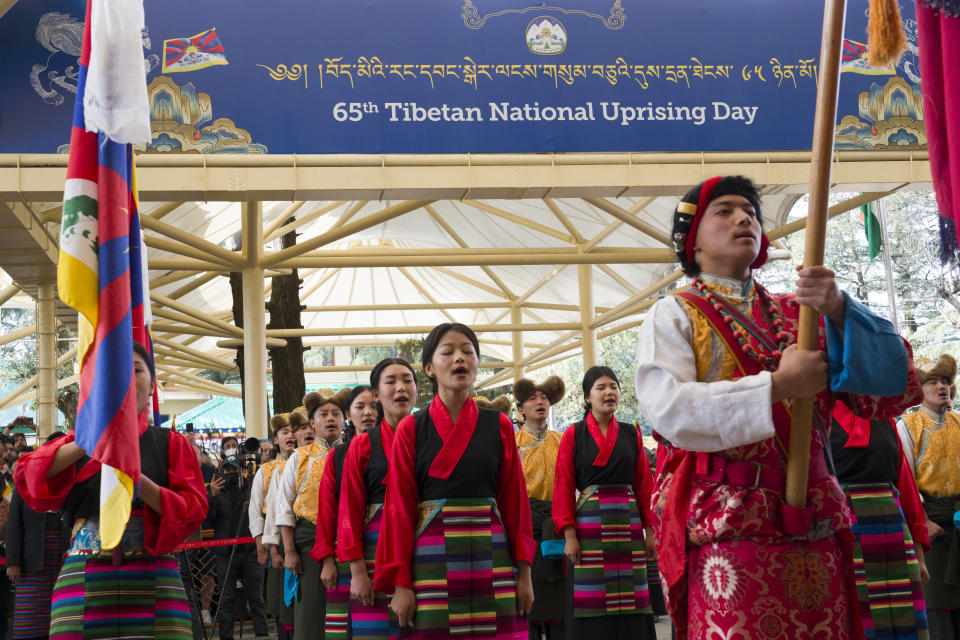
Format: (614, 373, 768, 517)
(763, 191, 957, 335)
(198, 368, 241, 385)
(0, 308, 79, 428)
(393, 337, 434, 408)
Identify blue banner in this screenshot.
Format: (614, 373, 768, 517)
(0, 0, 924, 154)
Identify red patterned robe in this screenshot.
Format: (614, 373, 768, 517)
(634, 274, 921, 640)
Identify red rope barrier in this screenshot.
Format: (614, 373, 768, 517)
(175, 536, 255, 550)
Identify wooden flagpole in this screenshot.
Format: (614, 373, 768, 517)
(784, 0, 848, 508)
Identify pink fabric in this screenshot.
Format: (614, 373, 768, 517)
(917, 2, 960, 254)
(685, 536, 852, 640)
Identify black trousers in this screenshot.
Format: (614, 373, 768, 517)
(928, 608, 960, 640)
(177, 552, 205, 640)
(215, 547, 269, 639)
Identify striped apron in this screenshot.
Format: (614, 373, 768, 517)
(406, 497, 526, 639)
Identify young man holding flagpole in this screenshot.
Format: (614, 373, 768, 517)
(634, 175, 922, 639)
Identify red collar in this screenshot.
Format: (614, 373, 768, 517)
(379, 418, 396, 454)
(426, 396, 479, 480)
(586, 412, 619, 467)
(832, 401, 871, 448)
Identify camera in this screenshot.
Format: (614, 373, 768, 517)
(241, 437, 260, 481)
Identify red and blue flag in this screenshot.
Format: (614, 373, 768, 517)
(59, 0, 154, 550)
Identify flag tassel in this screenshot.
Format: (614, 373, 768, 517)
(867, 0, 907, 66)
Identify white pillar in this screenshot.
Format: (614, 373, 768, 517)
(241, 201, 268, 439)
(37, 281, 57, 437)
(578, 263, 597, 369)
(511, 304, 524, 384)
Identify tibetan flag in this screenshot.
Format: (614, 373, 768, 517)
(162, 28, 228, 73)
(59, 0, 153, 551)
(859, 200, 882, 261)
(840, 39, 895, 75)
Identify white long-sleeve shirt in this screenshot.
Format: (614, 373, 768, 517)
(261, 464, 285, 547)
(634, 292, 776, 452)
(247, 466, 267, 539)
(273, 448, 302, 530)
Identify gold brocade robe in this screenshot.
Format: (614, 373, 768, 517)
(292, 441, 332, 524)
(901, 407, 960, 497)
(516, 425, 562, 502)
(260, 454, 287, 515)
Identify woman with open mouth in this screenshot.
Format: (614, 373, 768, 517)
(249, 413, 298, 639)
(262, 408, 313, 639)
(552, 365, 657, 639)
(312, 385, 378, 638)
(336, 357, 419, 640)
(374, 322, 535, 639)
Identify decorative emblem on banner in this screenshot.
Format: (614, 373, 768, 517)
(835, 76, 924, 150)
(461, 1, 624, 31)
(29, 13, 159, 107)
(162, 28, 228, 73)
(840, 18, 920, 83)
(526, 17, 567, 55)
(835, 19, 923, 150)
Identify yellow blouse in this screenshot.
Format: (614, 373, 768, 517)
(292, 441, 332, 524)
(515, 425, 562, 502)
(901, 408, 960, 497)
(260, 455, 286, 515)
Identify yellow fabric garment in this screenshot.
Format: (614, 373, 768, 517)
(292, 441, 331, 524)
(901, 409, 960, 497)
(260, 455, 287, 515)
(674, 275, 782, 461)
(677, 276, 750, 386)
(516, 425, 562, 502)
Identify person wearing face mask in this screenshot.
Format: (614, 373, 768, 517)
(374, 323, 535, 639)
(897, 354, 960, 639)
(262, 409, 311, 639)
(209, 435, 269, 640)
(14, 343, 207, 639)
(336, 359, 418, 640)
(513, 375, 566, 640)
(220, 436, 239, 462)
(552, 366, 656, 639)
(274, 390, 347, 640)
(249, 414, 298, 640)
(311, 385, 378, 637)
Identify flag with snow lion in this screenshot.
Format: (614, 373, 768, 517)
(162, 28, 229, 73)
(59, 0, 155, 551)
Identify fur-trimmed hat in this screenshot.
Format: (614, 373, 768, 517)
(672, 175, 770, 277)
(513, 375, 565, 406)
(303, 388, 351, 419)
(916, 354, 957, 397)
(475, 395, 512, 416)
(288, 409, 310, 432)
(269, 414, 291, 439)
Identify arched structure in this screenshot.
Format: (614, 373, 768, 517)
(0, 150, 930, 436)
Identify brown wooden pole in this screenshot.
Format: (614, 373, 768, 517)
(785, 0, 847, 507)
